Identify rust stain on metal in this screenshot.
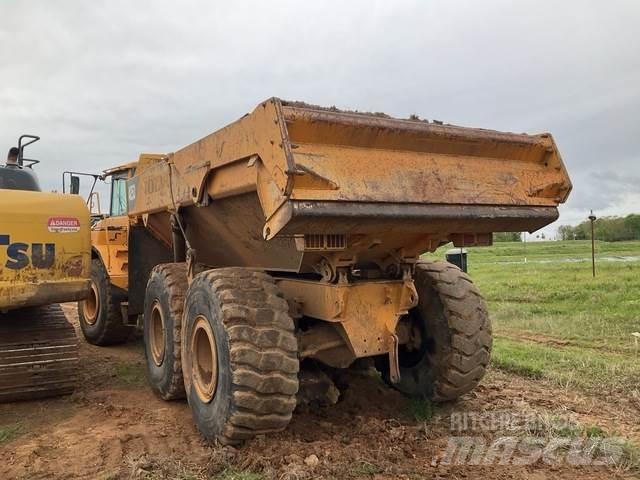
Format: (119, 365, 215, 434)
(114, 97, 572, 372)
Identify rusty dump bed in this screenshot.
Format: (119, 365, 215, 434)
(127, 98, 571, 271)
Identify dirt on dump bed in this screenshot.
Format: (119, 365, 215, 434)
(0, 305, 638, 480)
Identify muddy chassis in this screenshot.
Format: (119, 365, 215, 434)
(80, 255, 491, 445)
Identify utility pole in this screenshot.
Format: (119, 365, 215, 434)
(588, 210, 597, 277)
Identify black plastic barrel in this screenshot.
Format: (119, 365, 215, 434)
(445, 248, 468, 272)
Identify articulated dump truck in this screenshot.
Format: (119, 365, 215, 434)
(0, 136, 90, 402)
(83, 98, 571, 444)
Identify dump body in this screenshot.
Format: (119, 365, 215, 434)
(0, 190, 91, 310)
(127, 98, 571, 272)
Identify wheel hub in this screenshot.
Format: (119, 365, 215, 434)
(190, 315, 218, 404)
(395, 310, 428, 368)
(149, 300, 166, 367)
(83, 282, 99, 325)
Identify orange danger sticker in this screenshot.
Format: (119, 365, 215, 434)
(48, 217, 80, 233)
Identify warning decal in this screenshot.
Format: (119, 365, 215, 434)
(48, 217, 81, 233)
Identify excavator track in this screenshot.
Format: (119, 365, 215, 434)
(0, 304, 79, 402)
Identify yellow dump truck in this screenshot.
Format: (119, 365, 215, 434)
(80, 99, 571, 444)
(0, 135, 91, 401)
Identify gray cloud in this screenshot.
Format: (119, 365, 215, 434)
(1, 0, 639, 233)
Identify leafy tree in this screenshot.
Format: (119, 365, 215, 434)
(624, 214, 640, 238)
(556, 214, 640, 242)
(557, 225, 575, 240)
(493, 232, 522, 242)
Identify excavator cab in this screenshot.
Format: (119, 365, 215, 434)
(0, 135, 41, 191)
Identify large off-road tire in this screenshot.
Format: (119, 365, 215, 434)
(182, 268, 299, 445)
(78, 258, 130, 346)
(143, 263, 188, 400)
(377, 260, 491, 401)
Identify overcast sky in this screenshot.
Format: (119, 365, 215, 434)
(2, 1, 639, 237)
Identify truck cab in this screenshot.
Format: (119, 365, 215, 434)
(77, 162, 138, 345)
(90, 162, 137, 291)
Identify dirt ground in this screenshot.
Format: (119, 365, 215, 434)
(1, 305, 638, 480)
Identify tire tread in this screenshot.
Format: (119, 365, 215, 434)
(78, 258, 129, 346)
(416, 260, 492, 401)
(146, 263, 188, 400)
(191, 268, 298, 445)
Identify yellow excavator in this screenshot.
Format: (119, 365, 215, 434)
(0, 135, 91, 401)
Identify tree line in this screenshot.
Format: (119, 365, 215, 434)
(493, 232, 523, 242)
(557, 214, 640, 242)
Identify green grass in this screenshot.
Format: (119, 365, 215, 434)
(585, 425, 607, 438)
(112, 362, 147, 387)
(213, 469, 263, 480)
(353, 462, 382, 476)
(492, 338, 639, 392)
(406, 398, 434, 422)
(0, 425, 21, 443)
(491, 393, 640, 472)
(179, 475, 200, 480)
(462, 239, 640, 263)
(617, 440, 640, 471)
(520, 414, 640, 471)
(474, 260, 640, 351)
(426, 240, 640, 396)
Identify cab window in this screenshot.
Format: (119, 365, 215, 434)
(110, 175, 128, 216)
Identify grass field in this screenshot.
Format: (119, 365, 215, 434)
(427, 240, 640, 396)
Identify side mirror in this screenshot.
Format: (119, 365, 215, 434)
(89, 191, 102, 215)
(70, 175, 80, 194)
